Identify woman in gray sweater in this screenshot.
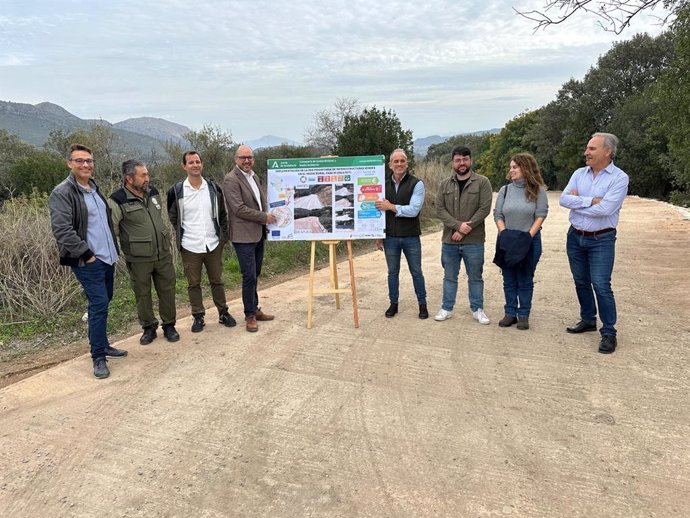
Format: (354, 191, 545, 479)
(493, 153, 549, 330)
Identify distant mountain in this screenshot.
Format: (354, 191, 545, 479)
(413, 135, 448, 157)
(243, 135, 302, 150)
(413, 129, 502, 157)
(0, 101, 170, 158)
(113, 117, 191, 146)
(33, 101, 80, 119)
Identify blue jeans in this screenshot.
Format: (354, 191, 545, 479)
(383, 235, 427, 305)
(441, 242, 485, 312)
(233, 239, 265, 317)
(71, 259, 115, 360)
(501, 232, 542, 318)
(566, 227, 618, 337)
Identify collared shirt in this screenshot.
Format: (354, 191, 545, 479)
(80, 182, 119, 265)
(180, 177, 219, 253)
(559, 162, 629, 232)
(241, 170, 262, 211)
(392, 173, 425, 218)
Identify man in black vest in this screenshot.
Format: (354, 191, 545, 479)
(375, 149, 428, 319)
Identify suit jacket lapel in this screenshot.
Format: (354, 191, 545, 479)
(233, 165, 261, 209)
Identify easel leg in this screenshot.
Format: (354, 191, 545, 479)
(307, 240, 316, 329)
(347, 241, 359, 328)
(329, 243, 341, 309)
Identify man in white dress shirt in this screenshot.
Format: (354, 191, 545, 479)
(222, 145, 277, 332)
(167, 151, 237, 332)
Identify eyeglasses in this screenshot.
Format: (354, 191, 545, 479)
(70, 158, 95, 165)
(237, 156, 254, 161)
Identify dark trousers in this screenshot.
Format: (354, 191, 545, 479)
(181, 244, 228, 317)
(501, 232, 542, 318)
(566, 228, 618, 337)
(233, 239, 265, 317)
(126, 256, 177, 329)
(72, 259, 114, 360)
(383, 235, 427, 305)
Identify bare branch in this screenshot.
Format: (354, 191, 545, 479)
(515, 0, 675, 35)
(304, 97, 361, 153)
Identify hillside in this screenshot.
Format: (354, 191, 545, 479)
(113, 117, 191, 145)
(0, 101, 169, 157)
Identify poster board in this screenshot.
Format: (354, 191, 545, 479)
(266, 155, 385, 241)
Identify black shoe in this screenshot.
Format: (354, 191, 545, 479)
(93, 358, 110, 379)
(104, 345, 128, 358)
(140, 326, 157, 345)
(163, 324, 180, 342)
(598, 335, 617, 354)
(219, 310, 237, 327)
(566, 320, 597, 334)
(191, 315, 205, 333)
(418, 304, 429, 319)
(385, 303, 398, 318)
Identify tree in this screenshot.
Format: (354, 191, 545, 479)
(252, 144, 320, 183)
(608, 90, 674, 199)
(477, 110, 541, 188)
(425, 134, 492, 165)
(517, 0, 680, 34)
(0, 129, 38, 199)
(335, 106, 414, 174)
(304, 97, 360, 154)
(524, 32, 674, 189)
(44, 124, 124, 187)
(7, 152, 67, 196)
(183, 124, 235, 183)
(655, 4, 690, 204)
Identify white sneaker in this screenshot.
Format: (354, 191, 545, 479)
(435, 308, 453, 321)
(472, 308, 490, 325)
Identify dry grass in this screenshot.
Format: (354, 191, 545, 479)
(414, 159, 446, 224)
(0, 194, 82, 323)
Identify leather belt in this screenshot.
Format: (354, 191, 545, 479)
(571, 226, 615, 237)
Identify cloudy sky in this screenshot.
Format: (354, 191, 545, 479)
(1, 0, 670, 143)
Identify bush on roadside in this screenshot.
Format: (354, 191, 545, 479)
(413, 160, 445, 224)
(0, 193, 82, 322)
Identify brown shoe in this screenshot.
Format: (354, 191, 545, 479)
(517, 316, 530, 330)
(255, 308, 274, 321)
(245, 315, 258, 332)
(498, 315, 518, 327)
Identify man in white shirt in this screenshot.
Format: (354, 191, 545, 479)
(167, 151, 237, 332)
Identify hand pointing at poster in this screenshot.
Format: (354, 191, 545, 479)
(375, 199, 397, 213)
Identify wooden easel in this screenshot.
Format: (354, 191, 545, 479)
(306, 240, 359, 329)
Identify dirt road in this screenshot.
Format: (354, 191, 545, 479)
(1, 193, 689, 517)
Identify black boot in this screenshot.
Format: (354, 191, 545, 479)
(385, 303, 398, 318)
(219, 310, 237, 327)
(140, 326, 157, 345)
(191, 315, 205, 333)
(418, 304, 429, 319)
(163, 324, 180, 342)
(93, 358, 110, 379)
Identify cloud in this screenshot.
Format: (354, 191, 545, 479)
(0, 0, 672, 140)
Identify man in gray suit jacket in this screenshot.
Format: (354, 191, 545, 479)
(223, 145, 277, 332)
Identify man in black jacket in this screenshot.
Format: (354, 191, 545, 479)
(167, 151, 236, 333)
(375, 149, 428, 319)
(49, 144, 127, 379)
